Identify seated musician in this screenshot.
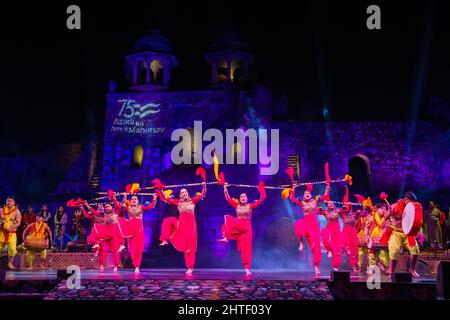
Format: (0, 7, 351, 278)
(22, 214, 52, 270)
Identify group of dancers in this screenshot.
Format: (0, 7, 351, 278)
(0, 164, 422, 279)
(287, 181, 420, 278)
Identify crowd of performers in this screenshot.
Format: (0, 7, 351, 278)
(0, 163, 431, 279)
(287, 182, 422, 279)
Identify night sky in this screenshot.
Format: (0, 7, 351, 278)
(0, 0, 449, 155)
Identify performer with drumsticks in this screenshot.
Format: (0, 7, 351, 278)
(22, 214, 52, 270)
(386, 191, 422, 279)
(0, 197, 22, 269)
(112, 190, 157, 274)
(154, 167, 207, 275)
(366, 204, 390, 273)
(218, 175, 266, 276)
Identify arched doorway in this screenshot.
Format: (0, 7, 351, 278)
(348, 154, 370, 197)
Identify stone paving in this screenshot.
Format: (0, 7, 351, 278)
(44, 279, 333, 300)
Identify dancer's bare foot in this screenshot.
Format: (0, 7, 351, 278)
(299, 242, 304, 251)
(410, 269, 420, 278)
(40, 263, 45, 269)
(185, 268, 193, 275)
(159, 241, 168, 246)
(353, 266, 359, 273)
(99, 265, 105, 271)
(327, 251, 332, 258)
(113, 266, 118, 272)
(218, 237, 228, 243)
(25, 266, 33, 271)
(314, 266, 321, 277)
(333, 267, 338, 271)
(244, 268, 252, 276)
(8, 263, 15, 270)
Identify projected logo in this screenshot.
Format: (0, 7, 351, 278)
(110, 99, 166, 135)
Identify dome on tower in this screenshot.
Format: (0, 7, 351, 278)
(132, 29, 173, 54)
(209, 28, 250, 52)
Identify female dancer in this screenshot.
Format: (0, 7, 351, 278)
(154, 168, 206, 275)
(218, 179, 266, 275)
(84, 201, 125, 271)
(341, 207, 359, 272)
(112, 193, 157, 274)
(289, 182, 330, 276)
(319, 199, 350, 271)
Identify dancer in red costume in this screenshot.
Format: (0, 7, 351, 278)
(319, 200, 350, 271)
(154, 168, 207, 275)
(341, 208, 359, 272)
(336, 186, 359, 272)
(85, 201, 125, 271)
(218, 178, 266, 275)
(289, 181, 330, 276)
(112, 193, 157, 274)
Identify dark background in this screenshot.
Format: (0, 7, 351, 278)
(0, 0, 449, 155)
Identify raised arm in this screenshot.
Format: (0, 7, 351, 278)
(113, 194, 129, 211)
(338, 204, 352, 215)
(191, 182, 207, 204)
(156, 188, 180, 206)
(289, 186, 303, 207)
(84, 201, 100, 216)
(141, 195, 158, 211)
(250, 182, 266, 209)
(80, 207, 96, 220)
(224, 185, 238, 208)
(322, 182, 331, 200)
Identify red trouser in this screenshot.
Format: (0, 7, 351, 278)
(341, 225, 358, 268)
(222, 215, 252, 269)
(294, 213, 322, 267)
(321, 221, 342, 269)
(118, 218, 144, 268)
(88, 224, 124, 267)
(160, 216, 197, 269)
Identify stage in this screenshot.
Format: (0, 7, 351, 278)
(0, 268, 437, 300)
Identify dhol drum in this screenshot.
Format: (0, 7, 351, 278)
(24, 238, 49, 251)
(358, 236, 367, 248)
(402, 202, 423, 237)
(368, 236, 388, 250)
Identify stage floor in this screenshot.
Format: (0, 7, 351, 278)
(1, 269, 437, 300)
(4, 268, 437, 282)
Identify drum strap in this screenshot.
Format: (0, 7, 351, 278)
(0, 229, 16, 242)
(379, 227, 392, 245)
(407, 236, 417, 247)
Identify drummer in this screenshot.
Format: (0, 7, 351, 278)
(22, 214, 53, 270)
(366, 204, 390, 273)
(387, 191, 420, 279)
